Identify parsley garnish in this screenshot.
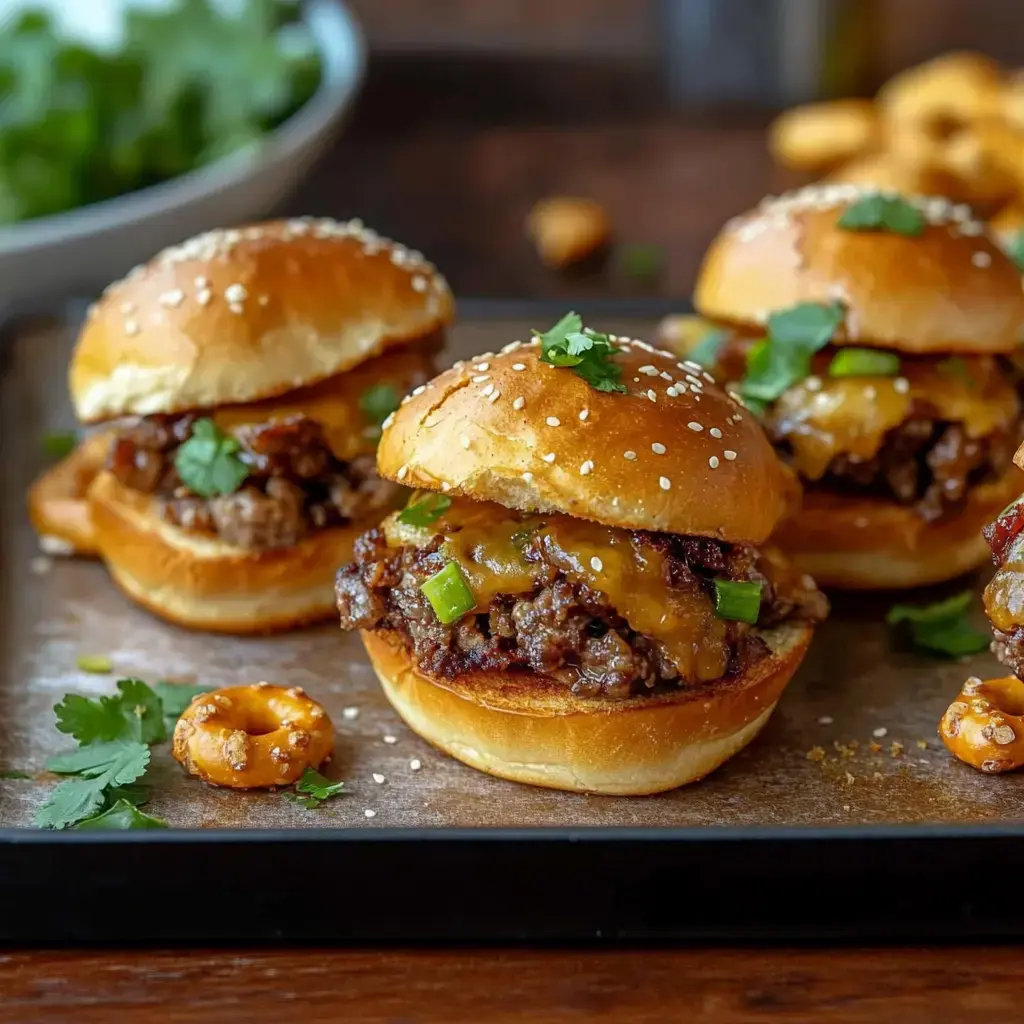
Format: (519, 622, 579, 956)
(398, 492, 452, 528)
(285, 767, 345, 809)
(43, 431, 77, 460)
(837, 194, 925, 236)
(174, 418, 249, 498)
(886, 591, 989, 658)
(1006, 230, 1024, 273)
(740, 301, 844, 404)
(154, 681, 207, 727)
(36, 678, 184, 829)
(535, 312, 627, 393)
(360, 383, 401, 437)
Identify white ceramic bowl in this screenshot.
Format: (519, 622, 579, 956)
(0, 0, 366, 304)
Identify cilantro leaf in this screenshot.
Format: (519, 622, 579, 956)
(887, 591, 989, 659)
(75, 798, 168, 830)
(398, 492, 452, 528)
(37, 741, 150, 830)
(43, 431, 77, 460)
(740, 302, 843, 404)
(105, 783, 149, 807)
(535, 313, 627, 394)
(360, 384, 401, 434)
(55, 678, 166, 746)
(837, 194, 925, 236)
(174, 418, 249, 498)
(1006, 230, 1024, 273)
(285, 767, 344, 809)
(154, 681, 207, 723)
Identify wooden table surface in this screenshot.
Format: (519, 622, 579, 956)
(9, 54, 1020, 1022)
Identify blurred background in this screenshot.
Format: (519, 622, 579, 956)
(4, 0, 1024, 304)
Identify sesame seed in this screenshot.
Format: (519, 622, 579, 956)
(522, 471, 534, 483)
(723, 450, 737, 461)
(512, 363, 526, 371)
(709, 456, 720, 469)
(372, 773, 386, 784)
(634, 378, 641, 383)
(660, 371, 673, 381)
(513, 397, 525, 410)
(228, 303, 244, 315)
(659, 476, 671, 490)
(397, 465, 408, 481)
(687, 421, 703, 432)
(411, 385, 427, 397)
(382, 412, 395, 430)
(159, 289, 184, 308)
(624, 450, 637, 460)
(685, 375, 703, 387)
(647, 389, 657, 402)
(709, 428, 722, 440)
(412, 275, 429, 292)
(225, 283, 247, 304)
(689, 384, 701, 394)
(488, 390, 501, 403)
(342, 706, 359, 720)
(194, 276, 208, 289)
(579, 460, 594, 475)
(474, 363, 490, 371)
(972, 251, 992, 268)
(639, 365, 659, 376)
(894, 377, 910, 394)
(481, 383, 495, 397)
(460, 435, 470, 449)
(682, 360, 702, 372)
(410, 759, 422, 771)
(702, 372, 715, 384)
(666, 387, 679, 397)
(579, 409, 589, 421)
(364, 809, 377, 818)
(805, 376, 823, 392)
(590, 556, 604, 572)
(542, 452, 556, 463)
(546, 417, 561, 427)
(472, 375, 490, 383)
(873, 727, 888, 738)
(196, 289, 212, 306)
(383, 735, 397, 745)
(651, 442, 666, 454)
(124, 319, 139, 336)
(441, 482, 451, 491)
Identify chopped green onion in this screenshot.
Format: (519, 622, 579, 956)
(713, 580, 762, 625)
(421, 562, 476, 625)
(43, 431, 78, 460)
(828, 348, 901, 378)
(76, 654, 112, 674)
(398, 492, 452, 528)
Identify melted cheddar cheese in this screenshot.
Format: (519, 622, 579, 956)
(385, 499, 732, 682)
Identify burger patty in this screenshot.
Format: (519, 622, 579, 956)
(107, 415, 403, 550)
(776, 414, 1020, 522)
(336, 528, 828, 701)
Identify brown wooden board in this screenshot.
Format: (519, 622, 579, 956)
(2, 303, 1023, 943)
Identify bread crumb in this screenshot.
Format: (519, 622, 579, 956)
(889, 741, 904, 758)
(806, 746, 826, 762)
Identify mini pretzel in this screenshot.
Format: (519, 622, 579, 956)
(27, 432, 110, 557)
(172, 684, 334, 788)
(939, 676, 1024, 774)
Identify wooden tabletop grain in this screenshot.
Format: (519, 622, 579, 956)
(6, 54, 1012, 1021)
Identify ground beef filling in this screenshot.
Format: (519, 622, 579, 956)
(983, 501, 1024, 677)
(773, 412, 1019, 523)
(107, 414, 402, 550)
(336, 527, 827, 700)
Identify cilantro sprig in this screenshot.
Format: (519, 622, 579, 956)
(886, 591, 990, 659)
(360, 383, 401, 438)
(837, 194, 925, 237)
(174, 418, 249, 498)
(35, 678, 201, 830)
(398, 492, 452, 528)
(740, 301, 844, 407)
(284, 767, 345, 810)
(535, 312, 627, 394)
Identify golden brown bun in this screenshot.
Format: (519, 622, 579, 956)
(770, 464, 1023, 589)
(71, 218, 454, 423)
(363, 622, 811, 795)
(694, 185, 1024, 354)
(377, 337, 789, 544)
(88, 472, 375, 633)
(27, 432, 111, 557)
(769, 99, 880, 173)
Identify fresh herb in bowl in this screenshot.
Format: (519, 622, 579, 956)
(0, 0, 321, 225)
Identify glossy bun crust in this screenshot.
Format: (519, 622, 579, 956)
(71, 218, 454, 423)
(363, 622, 812, 795)
(771, 464, 1023, 589)
(376, 337, 791, 545)
(695, 185, 1024, 355)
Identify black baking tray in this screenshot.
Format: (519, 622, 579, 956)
(3, 298, 1024, 945)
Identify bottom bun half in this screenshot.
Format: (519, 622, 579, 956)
(771, 467, 1022, 590)
(89, 472, 364, 634)
(362, 622, 813, 795)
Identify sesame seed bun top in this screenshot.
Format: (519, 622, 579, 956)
(70, 218, 454, 424)
(375, 335, 791, 544)
(694, 185, 1024, 355)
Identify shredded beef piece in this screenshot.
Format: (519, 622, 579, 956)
(107, 414, 402, 550)
(336, 527, 827, 701)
